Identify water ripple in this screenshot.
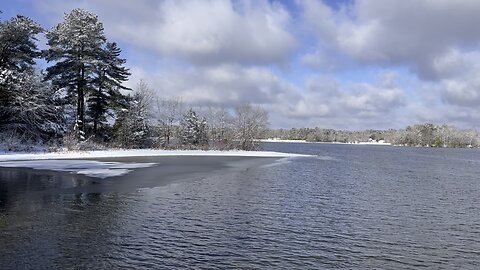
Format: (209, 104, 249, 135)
(1, 145, 480, 269)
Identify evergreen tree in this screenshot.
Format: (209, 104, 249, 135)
(0, 16, 46, 139)
(0, 15, 42, 72)
(179, 109, 208, 148)
(88, 42, 131, 136)
(0, 15, 42, 129)
(113, 81, 152, 148)
(3, 71, 66, 141)
(44, 8, 106, 140)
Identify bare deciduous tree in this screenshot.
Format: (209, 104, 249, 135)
(204, 106, 232, 149)
(234, 104, 269, 150)
(153, 96, 184, 147)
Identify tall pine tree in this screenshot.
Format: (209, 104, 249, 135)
(0, 15, 43, 133)
(44, 8, 106, 140)
(88, 42, 131, 136)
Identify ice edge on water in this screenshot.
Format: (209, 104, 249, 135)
(0, 160, 157, 179)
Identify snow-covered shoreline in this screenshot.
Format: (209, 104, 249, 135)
(260, 138, 392, 146)
(259, 139, 310, 143)
(0, 149, 309, 162)
(0, 149, 310, 179)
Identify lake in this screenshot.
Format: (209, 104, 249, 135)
(1, 143, 480, 269)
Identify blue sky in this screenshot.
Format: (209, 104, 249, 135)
(3, 0, 480, 130)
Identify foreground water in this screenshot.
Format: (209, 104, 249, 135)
(1, 143, 480, 269)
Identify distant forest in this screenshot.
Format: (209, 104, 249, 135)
(266, 123, 479, 148)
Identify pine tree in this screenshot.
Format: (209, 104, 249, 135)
(0, 15, 42, 72)
(0, 15, 43, 134)
(44, 8, 106, 140)
(88, 42, 131, 136)
(4, 71, 66, 141)
(179, 109, 208, 148)
(113, 81, 152, 148)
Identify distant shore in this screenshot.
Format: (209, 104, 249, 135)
(259, 138, 392, 146)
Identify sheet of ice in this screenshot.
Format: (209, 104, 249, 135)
(0, 149, 310, 162)
(76, 169, 131, 178)
(0, 160, 157, 179)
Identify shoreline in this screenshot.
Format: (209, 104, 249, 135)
(0, 155, 284, 189)
(260, 139, 392, 146)
(0, 149, 310, 162)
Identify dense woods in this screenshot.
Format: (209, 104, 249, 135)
(0, 9, 478, 151)
(266, 123, 480, 148)
(0, 8, 268, 151)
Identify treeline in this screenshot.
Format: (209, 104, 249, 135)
(266, 123, 480, 148)
(113, 81, 269, 151)
(0, 9, 268, 151)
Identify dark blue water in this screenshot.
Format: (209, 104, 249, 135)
(1, 143, 480, 269)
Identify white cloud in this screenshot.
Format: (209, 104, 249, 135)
(28, 0, 480, 129)
(34, 0, 296, 66)
(442, 74, 480, 107)
(129, 65, 301, 107)
(300, 0, 480, 79)
(129, 65, 407, 129)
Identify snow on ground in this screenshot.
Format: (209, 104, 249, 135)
(0, 160, 157, 179)
(260, 138, 392, 146)
(0, 149, 309, 162)
(0, 149, 310, 179)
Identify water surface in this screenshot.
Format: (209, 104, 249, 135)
(1, 144, 480, 269)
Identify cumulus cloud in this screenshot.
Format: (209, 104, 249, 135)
(129, 65, 407, 129)
(300, 0, 480, 79)
(288, 73, 406, 126)
(26, 0, 480, 129)
(34, 0, 296, 66)
(442, 75, 480, 107)
(129, 65, 301, 107)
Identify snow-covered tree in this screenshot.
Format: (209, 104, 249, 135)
(1, 71, 66, 141)
(0, 15, 54, 142)
(153, 96, 184, 147)
(204, 106, 233, 149)
(113, 81, 153, 148)
(179, 108, 208, 148)
(88, 42, 131, 136)
(0, 15, 42, 72)
(44, 8, 106, 139)
(234, 104, 269, 150)
(0, 15, 42, 127)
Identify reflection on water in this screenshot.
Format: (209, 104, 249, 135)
(1, 145, 480, 269)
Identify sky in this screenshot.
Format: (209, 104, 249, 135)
(2, 0, 480, 130)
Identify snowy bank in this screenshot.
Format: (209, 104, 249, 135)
(0, 149, 309, 179)
(0, 149, 309, 162)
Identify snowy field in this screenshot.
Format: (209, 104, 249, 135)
(0, 149, 309, 179)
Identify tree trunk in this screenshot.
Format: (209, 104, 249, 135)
(93, 119, 97, 135)
(93, 73, 103, 136)
(76, 64, 85, 140)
